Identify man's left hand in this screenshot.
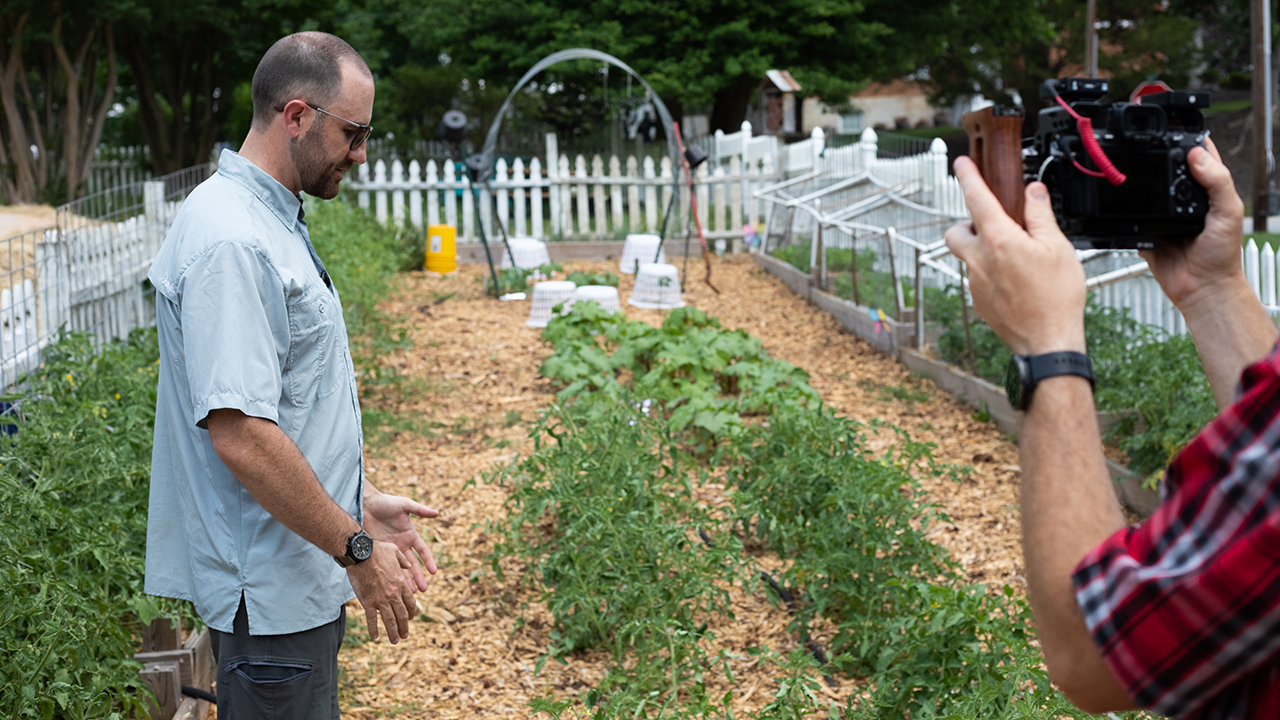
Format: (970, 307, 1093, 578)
(363, 487, 439, 591)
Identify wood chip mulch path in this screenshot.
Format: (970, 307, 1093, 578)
(336, 255, 1027, 718)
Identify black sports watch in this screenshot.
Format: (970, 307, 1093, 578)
(1005, 351, 1095, 411)
(334, 529, 374, 568)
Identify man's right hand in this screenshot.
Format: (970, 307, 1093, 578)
(346, 540, 416, 644)
(1140, 138, 1246, 313)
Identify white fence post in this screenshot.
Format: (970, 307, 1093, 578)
(591, 154, 606, 235)
(609, 155, 623, 234)
(530, 157, 544, 238)
(357, 163, 370, 210)
(408, 160, 423, 229)
(574, 154, 589, 236)
(644, 157, 659, 232)
(391, 159, 405, 228)
(513, 157, 527, 237)
(547, 133, 561, 237)
(374, 160, 387, 222)
(626, 156, 641, 233)
(859, 128, 878, 177)
(927, 138, 948, 209)
(143, 180, 166, 256)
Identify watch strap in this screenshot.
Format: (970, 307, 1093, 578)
(1026, 351, 1095, 390)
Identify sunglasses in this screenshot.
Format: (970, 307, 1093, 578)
(275, 101, 372, 151)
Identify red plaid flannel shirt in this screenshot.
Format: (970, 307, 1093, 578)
(1073, 342, 1280, 718)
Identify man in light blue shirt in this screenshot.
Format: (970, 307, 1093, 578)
(145, 32, 437, 719)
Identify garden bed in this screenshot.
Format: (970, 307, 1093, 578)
(338, 256, 1045, 716)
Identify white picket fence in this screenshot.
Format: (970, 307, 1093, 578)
(87, 146, 153, 196)
(349, 130, 812, 243)
(750, 127, 1280, 342)
(1, 165, 211, 390)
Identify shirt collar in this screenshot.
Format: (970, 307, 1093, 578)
(216, 148, 303, 232)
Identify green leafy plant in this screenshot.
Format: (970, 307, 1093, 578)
(0, 329, 180, 720)
(929, 287, 1219, 479)
(486, 262, 565, 294)
(488, 403, 742, 713)
(565, 269, 620, 287)
(483, 304, 1120, 718)
(538, 303, 817, 449)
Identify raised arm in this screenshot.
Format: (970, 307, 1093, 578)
(945, 160, 1133, 712)
(1141, 140, 1278, 408)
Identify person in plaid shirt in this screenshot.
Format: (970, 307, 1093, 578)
(946, 136, 1280, 718)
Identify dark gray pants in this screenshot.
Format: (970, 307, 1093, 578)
(209, 596, 345, 720)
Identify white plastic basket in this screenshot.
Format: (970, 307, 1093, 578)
(569, 285, 622, 314)
(501, 237, 553, 270)
(525, 280, 577, 327)
(618, 234, 665, 274)
(628, 263, 685, 309)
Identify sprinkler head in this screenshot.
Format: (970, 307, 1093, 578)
(684, 144, 708, 169)
(465, 153, 490, 183)
(438, 110, 468, 144)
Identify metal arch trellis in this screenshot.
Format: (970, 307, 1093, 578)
(477, 48, 681, 183)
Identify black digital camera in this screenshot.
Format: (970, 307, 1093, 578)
(1022, 78, 1212, 250)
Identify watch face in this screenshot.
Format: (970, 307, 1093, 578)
(1005, 355, 1026, 410)
(351, 532, 374, 561)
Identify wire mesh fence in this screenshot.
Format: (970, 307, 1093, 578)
(1, 163, 213, 391)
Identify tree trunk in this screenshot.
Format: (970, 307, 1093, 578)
(709, 76, 758, 133)
(0, 12, 36, 203)
(52, 19, 114, 199)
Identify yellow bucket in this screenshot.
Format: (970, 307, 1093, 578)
(425, 225, 457, 273)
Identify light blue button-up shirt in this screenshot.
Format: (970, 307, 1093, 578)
(145, 149, 364, 635)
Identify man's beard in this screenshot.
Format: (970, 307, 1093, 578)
(292, 127, 350, 199)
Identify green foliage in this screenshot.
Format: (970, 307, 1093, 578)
(539, 303, 817, 448)
(1094, 332, 1217, 477)
(489, 403, 742, 713)
(494, 306, 1110, 717)
(484, 263, 565, 295)
(565, 270, 620, 288)
(930, 288, 1219, 478)
(0, 329, 176, 720)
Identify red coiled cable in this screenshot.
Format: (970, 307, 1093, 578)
(1054, 95, 1126, 186)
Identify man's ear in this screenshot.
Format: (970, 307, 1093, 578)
(280, 99, 310, 140)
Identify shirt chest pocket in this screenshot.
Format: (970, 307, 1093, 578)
(284, 286, 342, 407)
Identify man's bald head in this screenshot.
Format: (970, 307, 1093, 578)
(251, 32, 372, 130)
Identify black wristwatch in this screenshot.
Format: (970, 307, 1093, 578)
(1005, 351, 1095, 411)
(334, 530, 374, 568)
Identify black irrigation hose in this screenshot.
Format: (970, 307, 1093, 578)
(182, 686, 217, 703)
(697, 527, 836, 687)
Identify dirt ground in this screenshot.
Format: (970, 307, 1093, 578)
(335, 255, 1026, 718)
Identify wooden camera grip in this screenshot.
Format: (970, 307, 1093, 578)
(961, 106, 1026, 227)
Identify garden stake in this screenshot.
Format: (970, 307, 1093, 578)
(480, 179, 517, 270)
(672, 121, 719, 294)
(850, 236, 860, 306)
(959, 262, 977, 373)
(467, 183, 502, 297)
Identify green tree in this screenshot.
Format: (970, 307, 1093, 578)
(923, 0, 1203, 127)
(114, 0, 332, 175)
(383, 0, 969, 133)
(0, 0, 122, 203)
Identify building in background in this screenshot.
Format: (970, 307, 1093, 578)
(746, 72, 949, 139)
